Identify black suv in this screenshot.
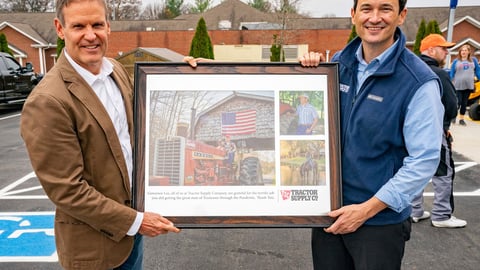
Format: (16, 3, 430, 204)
(0, 52, 41, 107)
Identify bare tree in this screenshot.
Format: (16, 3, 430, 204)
(164, 0, 185, 18)
(141, 1, 165, 20)
(140, 0, 187, 20)
(271, 0, 302, 61)
(108, 0, 142, 20)
(0, 0, 54, 12)
(248, 0, 272, 12)
(150, 91, 211, 141)
(188, 0, 213, 14)
(272, 0, 299, 14)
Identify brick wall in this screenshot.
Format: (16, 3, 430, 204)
(2, 22, 478, 73)
(107, 29, 351, 60)
(451, 21, 480, 45)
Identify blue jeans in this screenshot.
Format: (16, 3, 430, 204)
(114, 234, 143, 270)
(296, 125, 312, 135)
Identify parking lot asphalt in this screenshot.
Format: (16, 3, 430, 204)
(450, 115, 480, 163)
(400, 115, 480, 270)
(1, 110, 479, 270)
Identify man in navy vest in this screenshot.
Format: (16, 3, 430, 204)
(300, 0, 443, 269)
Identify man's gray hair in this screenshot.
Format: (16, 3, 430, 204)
(56, 0, 109, 25)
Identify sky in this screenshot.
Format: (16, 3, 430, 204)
(173, 0, 480, 18)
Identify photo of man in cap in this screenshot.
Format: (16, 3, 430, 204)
(296, 93, 319, 135)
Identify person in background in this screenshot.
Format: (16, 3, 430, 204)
(299, 0, 443, 269)
(20, 1, 179, 269)
(450, 44, 480, 125)
(411, 34, 467, 228)
(223, 135, 237, 168)
(216, 137, 226, 150)
(295, 93, 319, 135)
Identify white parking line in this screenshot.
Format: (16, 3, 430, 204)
(0, 255, 58, 263)
(454, 161, 478, 172)
(424, 189, 480, 197)
(419, 161, 478, 197)
(1, 161, 479, 200)
(0, 113, 20, 121)
(0, 172, 48, 200)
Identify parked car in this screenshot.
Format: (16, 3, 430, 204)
(0, 52, 41, 107)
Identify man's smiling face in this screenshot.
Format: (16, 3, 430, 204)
(351, 0, 407, 56)
(55, 0, 110, 75)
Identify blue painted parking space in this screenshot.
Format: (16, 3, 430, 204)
(0, 212, 56, 262)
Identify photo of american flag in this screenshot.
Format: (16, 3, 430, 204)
(221, 109, 257, 135)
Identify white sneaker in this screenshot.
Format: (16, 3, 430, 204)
(431, 216, 467, 228)
(411, 211, 430, 223)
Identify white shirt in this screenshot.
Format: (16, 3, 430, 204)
(64, 51, 143, 235)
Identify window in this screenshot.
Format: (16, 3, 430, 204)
(262, 45, 299, 61)
(3, 56, 21, 71)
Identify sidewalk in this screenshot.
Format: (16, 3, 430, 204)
(450, 115, 480, 163)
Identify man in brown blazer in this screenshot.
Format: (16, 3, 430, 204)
(20, 1, 180, 269)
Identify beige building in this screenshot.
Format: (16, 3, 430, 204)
(214, 44, 309, 62)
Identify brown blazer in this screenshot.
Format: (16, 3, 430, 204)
(21, 53, 137, 270)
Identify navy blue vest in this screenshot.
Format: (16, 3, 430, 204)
(333, 29, 439, 225)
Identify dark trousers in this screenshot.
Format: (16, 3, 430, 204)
(456, 89, 472, 115)
(311, 219, 411, 270)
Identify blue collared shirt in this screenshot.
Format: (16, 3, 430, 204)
(296, 103, 319, 125)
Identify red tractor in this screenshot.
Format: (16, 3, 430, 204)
(150, 136, 263, 186)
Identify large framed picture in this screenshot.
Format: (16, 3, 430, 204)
(133, 62, 341, 228)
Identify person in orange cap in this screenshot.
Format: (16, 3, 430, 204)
(411, 34, 467, 228)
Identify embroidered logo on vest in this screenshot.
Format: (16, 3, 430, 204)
(367, 94, 384, 103)
(340, 84, 349, 93)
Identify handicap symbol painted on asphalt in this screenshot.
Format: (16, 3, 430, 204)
(0, 212, 57, 262)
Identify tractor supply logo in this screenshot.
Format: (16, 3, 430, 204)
(280, 190, 291, 200)
(280, 190, 319, 201)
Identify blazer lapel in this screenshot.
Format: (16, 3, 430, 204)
(56, 55, 131, 192)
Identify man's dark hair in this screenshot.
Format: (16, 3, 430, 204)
(353, 0, 407, 14)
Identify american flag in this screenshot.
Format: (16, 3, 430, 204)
(221, 110, 256, 135)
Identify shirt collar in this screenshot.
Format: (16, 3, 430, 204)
(355, 39, 400, 67)
(63, 50, 114, 87)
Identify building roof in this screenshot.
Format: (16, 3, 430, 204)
(118, 47, 185, 62)
(440, 15, 480, 31)
(400, 6, 480, 41)
(0, 2, 479, 44)
(0, 12, 56, 43)
(175, 0, 281, 30)
(0, 21, 49, 45)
